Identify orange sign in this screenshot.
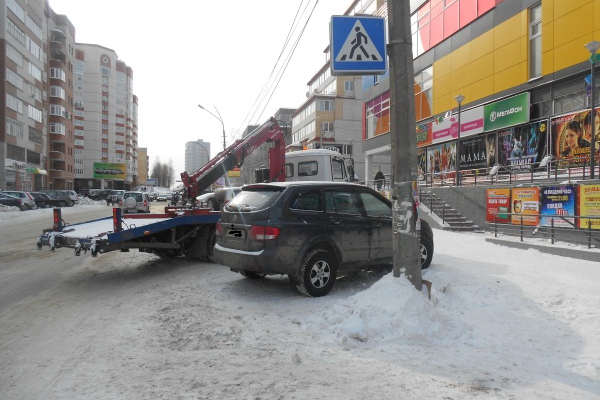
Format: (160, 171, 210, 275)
(511, 187, 540, 225)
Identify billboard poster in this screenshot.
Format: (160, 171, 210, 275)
(578, 184, 600, 229)
(540, 185, 576, 228)
(484, 93, 530, 131)
(93, 162, 126, 179)
(458, 132, 496, 171)
(550, 109, 599, 165)
(498, 120, 548, 170)
(416, 122, 432, 148)
(146, 178, 158, 186)
(486, 188, 511, 223)
(511, 187, 540, 225)
(426, 142, 456, 178)
(417, 148, 427, 181)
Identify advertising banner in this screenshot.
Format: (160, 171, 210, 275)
(458, 132, 496, 171)
(426, 142, 456, 177)
(431, 106, 484, 144)
(416, 122, 432, 148)
(418, 148, 427, 181)
(511, 187, 540, 225)
(551, 109, 599, 165)
(540, 185, 576, 228)
(146, 178, 158, 186)
(486, 188, 511, 223)
(498, 120, 548, 170)
(484, 93, 530, 131)
(93, 162, 126, 179)
(578, 184, 600, 229)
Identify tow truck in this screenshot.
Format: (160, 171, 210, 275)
(36, 117, 355, 260)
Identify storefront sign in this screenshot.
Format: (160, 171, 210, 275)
(540, 185, 576, 228)
(416, 122, 432, 148)
(484, 93, 530, 131)
(431, 106, 484, 144)
(486, 188, 511, 223)
(511, 187, 540, 225)
(578, 184, 600, 229)
(498, 120, 547, 170)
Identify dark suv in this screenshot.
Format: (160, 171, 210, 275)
(214, 182, 434, 297)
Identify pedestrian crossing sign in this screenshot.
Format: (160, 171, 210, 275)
(330, 15, 387, 76)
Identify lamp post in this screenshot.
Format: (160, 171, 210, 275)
(454, 94, 465, 186)
(585, 41, 600, 179)
(198, 104, 226, 151)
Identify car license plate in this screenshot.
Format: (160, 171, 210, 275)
(227, 229, 245, 239)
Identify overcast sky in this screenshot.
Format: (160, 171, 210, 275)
(48, 0, 345, 177)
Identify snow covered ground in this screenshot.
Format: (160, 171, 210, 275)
(1, 205, 599, 399)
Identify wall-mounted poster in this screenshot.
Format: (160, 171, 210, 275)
(426, 143, 456, 177)
(418, 148, 428, 181)
(458, 132, 496, 171)
(551, 109, 599, 165)
(578, 184, 600, 229)
(511, 187, 540, 225)
(540, 185, 576, 228)
(497, 120, 547, 170)
(486, 188, 511, 223)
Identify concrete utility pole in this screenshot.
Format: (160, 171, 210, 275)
(388, 0, 422, 290)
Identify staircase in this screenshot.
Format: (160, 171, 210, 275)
(420, 191, 482, 232)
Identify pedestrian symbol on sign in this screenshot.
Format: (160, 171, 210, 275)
(335, 20, 383, 62)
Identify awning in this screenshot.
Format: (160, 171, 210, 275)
(37, 169, 48, 175)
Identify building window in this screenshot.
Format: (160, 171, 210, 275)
(6, 68, 23, 90)
(50, 68, 66, 81)
(6, 117, 24, 138)
(29, 127, 43, 144)
(318, 100, 333, 111)
(50, 104, 66, 116)
(28, 105, 43, 123)
(7, 144, 25, 161)
(7, 18, 25, 45)
(344, 80, 355, 92)
(322, 122, 334, 132)
(28, 62, 42, 81)
(6, 93, 23, 113)
(50, 122, 66, 134)
(50, 86, 66, 100)
(30, 84, 41, 102)
(27, 150, 40, 165)
(366, 92, 391, 139)
(101, 66, 110, 76)
(529, 3, 542, 79)
(6, 44, 23, 67)
(102, 142, 108, 148)
(414, 66, 433, 121)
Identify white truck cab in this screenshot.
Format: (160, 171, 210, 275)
(284, 149, 353, 183)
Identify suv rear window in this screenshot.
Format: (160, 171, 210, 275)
(224, 188, 283, 212)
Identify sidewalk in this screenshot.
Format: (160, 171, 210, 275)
(485, 233, 600, 262)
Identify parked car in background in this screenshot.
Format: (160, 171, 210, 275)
(108, 190, 126, 205)
(0, 193, 24, 210)
(205, 187, 242, 211)
(214, 182, 434, 297)
(119, 191, 151, 213)
(196, 191, 214, 207)
(2, 191, 37, 210)
(61, 190, 79, 204)
(156, 194, 168, 202)
(39, 190, 74, 207)
(30, 192, 65, 208)
(87, 189, 112, 201)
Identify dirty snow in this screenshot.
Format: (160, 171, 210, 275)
(1, 206, 599, 399)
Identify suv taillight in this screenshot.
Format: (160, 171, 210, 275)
(250, 226, 280, 241)
(143, 200, 148, 207)
(119, 198, 123, 206)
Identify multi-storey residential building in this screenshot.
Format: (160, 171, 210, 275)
(73, 44, 138, 191)
(290, 0, 383, 183)
(2, 0, 52, 191)
(137, 147, 148, 187)
(185, 139, 211, 175)
(363, 0, 600, 186)
(0, 0, 138, 192)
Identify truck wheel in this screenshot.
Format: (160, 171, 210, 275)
(296, 249, 337, 297)
(206, 227, 216, 262)
(420, 235, 433, 269)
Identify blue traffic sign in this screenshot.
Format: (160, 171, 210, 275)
(330, 15, 387, 76)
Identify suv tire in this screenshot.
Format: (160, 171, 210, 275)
(420, 235, 433, 269)
(296, 249, 337, 297)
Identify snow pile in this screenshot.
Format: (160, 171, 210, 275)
(0, 204, 20, 213)
(77, 197, 107, 206)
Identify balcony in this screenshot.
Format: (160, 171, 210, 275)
(49, 151, 66, 161)
(49, 168, 67, 179)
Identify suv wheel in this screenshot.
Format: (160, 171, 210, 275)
(420, 235, 433, 269)
(59, 201, 67, 207)
(296, 249, 337, 297)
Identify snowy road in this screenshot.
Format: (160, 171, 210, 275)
(1, 205, 599, 399)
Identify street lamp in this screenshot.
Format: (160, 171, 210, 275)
(454, 94, 465, 186)
(585, 41, 600, 179)
(198, 104, 226, 151)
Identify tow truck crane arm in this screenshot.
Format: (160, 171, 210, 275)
(181, 117, 287, 201)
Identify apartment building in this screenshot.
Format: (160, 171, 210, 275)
(73, 44, 138, 191)
(0, 0, 138, 191)
(185, 139, 211, 175)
